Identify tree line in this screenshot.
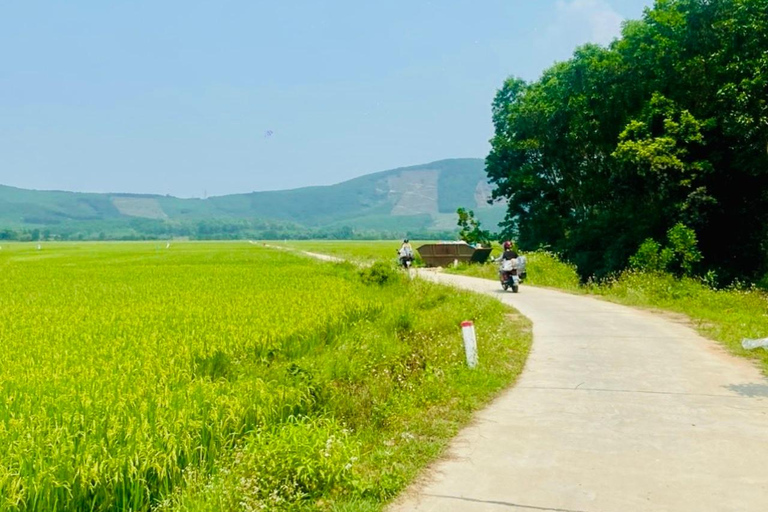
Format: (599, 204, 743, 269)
(0, 220, 456, 242)
(487, 0, 767, 283)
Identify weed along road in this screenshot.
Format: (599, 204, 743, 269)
(391, 271, 768, 512)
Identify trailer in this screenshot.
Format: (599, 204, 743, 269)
(417, 242, 492, 267)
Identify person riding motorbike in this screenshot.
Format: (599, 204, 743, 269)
(496, 240, 518, 262)
(499, 241, 526, 280)
(496, 241, 520, 289)
(397, 239, 414, 268)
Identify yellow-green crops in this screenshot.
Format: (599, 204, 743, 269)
(0, 242, 530, 511)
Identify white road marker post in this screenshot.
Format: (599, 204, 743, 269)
(461, 321, 478, 369)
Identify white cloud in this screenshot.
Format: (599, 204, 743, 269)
(553, 0, 624, 46)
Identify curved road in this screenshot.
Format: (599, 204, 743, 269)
(391, 272, 768, 512)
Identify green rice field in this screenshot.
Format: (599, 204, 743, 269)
(0, 242, 530, 511)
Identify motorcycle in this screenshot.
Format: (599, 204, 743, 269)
(397, 250, 414, 269)
(499, 258, 520, 293)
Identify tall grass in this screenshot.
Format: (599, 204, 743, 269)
(438, 244, 768, 375)
(0, 242, 530, 511)
(273, 242, 583, 291)
(444, 250, 581, 291)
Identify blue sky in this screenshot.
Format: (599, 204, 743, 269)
(0, 0, 654, 197)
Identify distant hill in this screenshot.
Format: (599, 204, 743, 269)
(0, 158, 506, 239)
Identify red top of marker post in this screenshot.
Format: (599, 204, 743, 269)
(461, 321, 473, 328)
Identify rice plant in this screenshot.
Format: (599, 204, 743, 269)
(0, 242, 530, 511)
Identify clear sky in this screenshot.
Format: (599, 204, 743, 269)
(0, 0, 654, 197)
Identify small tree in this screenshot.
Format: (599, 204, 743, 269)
(629, 223, 702, 277)
(456, 208, 492, 246)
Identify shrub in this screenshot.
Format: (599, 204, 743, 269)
(359, 261, 399, 286)
(629, 223, 702, 277)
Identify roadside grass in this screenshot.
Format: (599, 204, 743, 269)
(164, 260, 531, 512)
(276, 241, 768, 375)
(0, 242, 531, 511)
(445, 250, 582, 292)
(272, 242, 583, 291)
(445, 247, 768, 375)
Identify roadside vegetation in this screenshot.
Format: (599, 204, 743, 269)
(273, 240, 768, 375)
(447, 250, 581, 291)
(0, 242, 530, 511)
(450, 249, 768, 375)
(277, 240, 429, 267)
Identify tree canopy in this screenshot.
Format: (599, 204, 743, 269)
(487, 0, 768, 282)
(456, 207, 493, 246)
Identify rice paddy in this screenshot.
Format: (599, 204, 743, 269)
(0, 242, 530, 511)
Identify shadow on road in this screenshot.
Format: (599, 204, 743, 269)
(724, 383, 768, 397)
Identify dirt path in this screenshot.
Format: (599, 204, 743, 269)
(389, 272, 768, 512)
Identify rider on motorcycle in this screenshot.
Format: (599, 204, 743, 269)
(397, 239, 414, 268)
(496, 241, 520, 285)
(497, 240, 518, 261)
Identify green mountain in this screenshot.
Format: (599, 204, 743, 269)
(0, 158, 505, 239)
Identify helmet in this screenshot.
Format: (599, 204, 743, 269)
(503, 241, 511, 249)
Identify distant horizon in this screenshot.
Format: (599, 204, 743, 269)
(1, 156, 485, 198)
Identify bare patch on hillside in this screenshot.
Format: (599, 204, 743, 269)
(474, 180, 507, 208)
(474, 180, 493, 207)
(111, 197, 168, 219)
(389, 170, 439, 216)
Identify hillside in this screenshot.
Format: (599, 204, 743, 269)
(0, 158, 505, 239)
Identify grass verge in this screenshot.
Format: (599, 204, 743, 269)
(445, 250, 581, 291)
(270, 241, 768, 375)
(444, 248, 768, 375)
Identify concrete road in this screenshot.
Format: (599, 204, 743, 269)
(390, 272, 768, 512)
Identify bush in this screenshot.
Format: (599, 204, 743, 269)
(524, 251, 581, 290)
(359, 261, 399, 286)
(629, 239, 670, 272)
(629, 223, 702, 277)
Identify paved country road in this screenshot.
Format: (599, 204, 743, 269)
(390, 271, 768, 512)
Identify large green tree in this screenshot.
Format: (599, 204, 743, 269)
(488, 0, 768, 281)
